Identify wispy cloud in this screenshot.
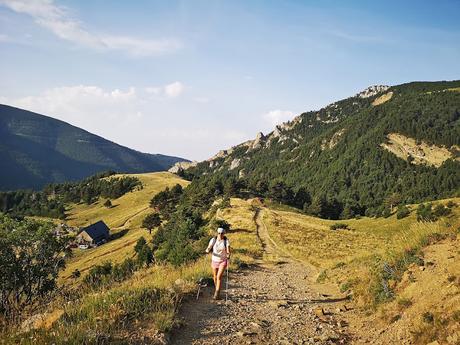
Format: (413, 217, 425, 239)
(145, 81, 185, 98)
(0, 0, 181, 56)
(327, 30, 383, 43)
(263, 109, 295, 127)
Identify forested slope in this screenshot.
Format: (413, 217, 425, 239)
(181, 80, 460, 218)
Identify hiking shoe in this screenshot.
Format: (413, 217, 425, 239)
(213, 291, 220, 300)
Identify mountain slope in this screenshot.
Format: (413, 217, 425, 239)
(0, 104, 188, 190)
(178, 80, 460, 218)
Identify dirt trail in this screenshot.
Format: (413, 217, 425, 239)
(170, 208, 352, 345)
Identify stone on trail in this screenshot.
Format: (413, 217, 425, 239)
(313, 307, 329, 322)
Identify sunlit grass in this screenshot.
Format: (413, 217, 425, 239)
(61, 172, 189, 284)
(216, 198, 263, 265)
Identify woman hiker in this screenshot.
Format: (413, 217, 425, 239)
(205, 227, 231, 300)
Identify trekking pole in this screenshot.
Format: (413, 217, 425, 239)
(225, 259, 229, 303)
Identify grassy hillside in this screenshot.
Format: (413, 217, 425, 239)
(61, 172, 189, 283)
(0, 104, 188, 190)
(4, 187, 459, 344)
(259, 198, 460, 343)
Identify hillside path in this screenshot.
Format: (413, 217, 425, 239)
(170, 209, 352, 345)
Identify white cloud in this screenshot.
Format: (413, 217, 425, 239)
(263, 109, 295, 127)
(0, 0, 181, 56)
(0, 85, 142, 139)
(0, 84, 251, 161)
(145, 81, 184, 98)
(164, 81, 184, 98)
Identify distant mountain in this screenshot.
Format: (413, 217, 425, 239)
(0, 104, 188, 190)
(178, 80, 460, 218)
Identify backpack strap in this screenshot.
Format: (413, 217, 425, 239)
(211, 236, 217, 249)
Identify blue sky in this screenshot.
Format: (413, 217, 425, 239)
(1, 0, 459, 160)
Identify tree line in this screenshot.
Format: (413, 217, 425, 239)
(0, 171, 142, 219)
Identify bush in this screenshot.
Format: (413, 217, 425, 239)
(416, 203, 437, 222)
(433, 204, 451, 217)
(446, 200, 456, 208)
(382, 208, 392, 218)
(103, 199, 112, 208)
(330, 223, 349, 230)
(316, 270, 328, 283)
(422, 311, 434, 324)
(0, 215, 68, 320)
(396, 206, 411, 219)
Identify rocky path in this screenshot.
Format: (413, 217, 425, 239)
(170, 209, 352, 344)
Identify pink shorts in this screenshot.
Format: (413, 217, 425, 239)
(211, 260, 228, 269)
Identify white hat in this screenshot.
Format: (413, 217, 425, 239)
(217, 227, 225, 234)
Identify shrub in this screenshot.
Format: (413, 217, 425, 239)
(396, 205, 410, 219)
(0, 215, 68, 320)
(446, 200, 456, 208)
(422, 311, 434, 324)
(340, 281, 353, 293)
(316, 270, 328, 283)
(103, 199, 112, 208)
(382, 208, 391, 218)
(83, 258, 140, 289)
(433, 204, 451, 217)
(397, 297, 412, 308)
(416, 203, 437, 222)
(330, 223, 349, 230)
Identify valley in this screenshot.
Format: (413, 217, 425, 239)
(1, 80, 459, 345)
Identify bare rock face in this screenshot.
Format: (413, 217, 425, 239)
(249, 132, 266, 150)
(168, 161, 197, 173)
(229, 158, 241, 170)
(356, 85, 390, 98)
(272, 126, 282, 138)
(207, 148, 234, 162)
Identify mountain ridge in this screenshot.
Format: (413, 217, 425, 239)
(173, 80, 460, 218)
(0, 104, 189, 190)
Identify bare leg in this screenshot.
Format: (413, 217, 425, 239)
(212, 267, 218, 288)
(215, 264, 225, 297)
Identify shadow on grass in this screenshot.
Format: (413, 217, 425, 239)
(110, 229, 129, 241)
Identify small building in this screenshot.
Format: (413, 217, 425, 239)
(77, 220, 110, 245)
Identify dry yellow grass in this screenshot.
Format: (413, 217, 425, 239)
(263, 198, 459, 269)
(215, 198, 263, 264)
(66, 172, 188, 229)
(61, 172, 189, 283)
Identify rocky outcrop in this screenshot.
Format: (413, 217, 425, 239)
(356, 85, 390, 98)
(380, 133, 458, 167)
(247, 132, 266, 151)
(321, 128, 346, 150)
(207, 148, 234, 162)
(229, 158, 241, 170)
(168, 161, 198, 173)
